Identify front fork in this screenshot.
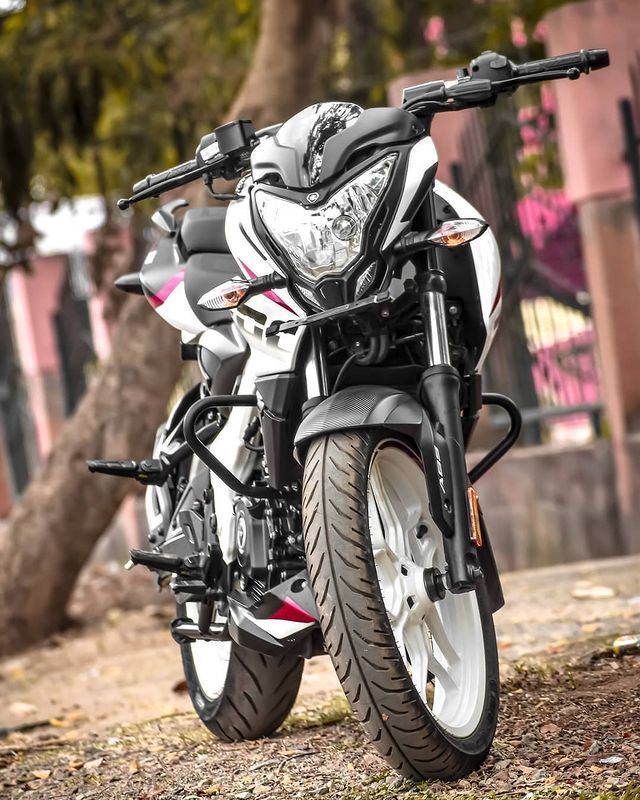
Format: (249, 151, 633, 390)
(417, 199, 480, 594)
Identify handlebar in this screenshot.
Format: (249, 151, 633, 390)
(118, 154, 224, 210)
(119, 48, 609, 211)
(131, 158, 199, 194)
(402, 47, 610, 114)
(514, 48, 609, 77)
(118, 119, 277, 210)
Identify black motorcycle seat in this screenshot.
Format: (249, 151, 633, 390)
(180, 207, 229, 254)
(184, 252, 241, 327)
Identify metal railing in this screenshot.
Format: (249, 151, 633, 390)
(451, 97, 602, 444)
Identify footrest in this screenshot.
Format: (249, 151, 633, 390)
(129, 549, 184, 573)
(86, 458, 166, 485)
(87, 459, 139, 478)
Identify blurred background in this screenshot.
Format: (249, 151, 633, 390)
(0, 0, 639, 657)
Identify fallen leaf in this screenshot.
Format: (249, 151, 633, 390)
(49, 710, 86, 728)
(581, 623, 600, 634)
(171, 678, 188, 694)
(571, 584, 615, 600)
(31, 770, 51, 780)
(128, 760, 140, 775)
(8, 701, 37, 718)
(541, 723, 560, 735)
(105, 608, 123, 624)
(599, 755, 624, 765)
(83, 757, 104, 771)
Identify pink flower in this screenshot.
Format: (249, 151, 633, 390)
(511, 17, 527, 48)
(424, 15, 444, 44)
(533, 21, 549, 42)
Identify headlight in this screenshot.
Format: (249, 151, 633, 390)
(255, 154, 396, 282)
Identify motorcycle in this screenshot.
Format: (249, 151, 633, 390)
(88, 47, 608, 779)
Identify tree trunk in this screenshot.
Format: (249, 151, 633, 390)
(0, 0, 337, 656)
(229, 0, 337, 127)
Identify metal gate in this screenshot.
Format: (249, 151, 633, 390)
(53, 255, 96, 416)
(451, 95, 601, 444)
(620, 52, 640, 225)
(0, 283, 32, 494)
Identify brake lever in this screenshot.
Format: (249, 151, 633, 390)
(404, 66, 582, 118)
(491, 67, 581, 92)
(117, 154, 227, 210)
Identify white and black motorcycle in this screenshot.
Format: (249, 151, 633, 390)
(88, 48, 608, 779)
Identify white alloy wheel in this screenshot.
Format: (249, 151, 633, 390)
(367, 442, 486, 738)
(185, 603, 232, 701)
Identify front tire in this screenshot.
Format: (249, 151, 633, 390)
(302, 430, 499, 780)
(178, 602, 304, 741)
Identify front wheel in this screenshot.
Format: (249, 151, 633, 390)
(302, 430, 499, 780)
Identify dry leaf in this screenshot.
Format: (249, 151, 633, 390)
(581, 623, 600, 634)
(31, 770, 51, 780)
(8, 701, 37, 718)
(599, 755, 624, 765)
(571, 584, 615, 600)
(541, 723, 560, 735)
(83, 757, 104, 771)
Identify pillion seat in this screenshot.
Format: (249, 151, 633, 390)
(180, 207, 240, 328)
(180, 207, 230, 254)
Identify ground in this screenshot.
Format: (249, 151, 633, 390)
(1, 555, 640, 800)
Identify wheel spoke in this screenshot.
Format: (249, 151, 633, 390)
(367, 443, 487, 737)
(423, 604, 461, 667)
(369, 462, 411, 561)
(400, 618, 431, 700)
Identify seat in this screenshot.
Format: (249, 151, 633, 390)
(180, 207, 229, 254)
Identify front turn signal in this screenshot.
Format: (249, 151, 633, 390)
(198, 279, 251, 310)
(393, 218, 488, 258)
(426, 218, 488, 248)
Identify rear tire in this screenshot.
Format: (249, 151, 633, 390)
(178, 603, 304, 741)
(302, 430, 499, 780)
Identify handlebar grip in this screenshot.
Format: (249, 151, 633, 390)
(132, 158, 198, 194)
(515, 48, 609, 77)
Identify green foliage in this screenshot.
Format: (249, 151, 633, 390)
(0, 0, 258, 215)
(0, 0, 586, 219)
(334, 0, 586, 107)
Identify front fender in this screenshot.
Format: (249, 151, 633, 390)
(295, 385, 453, 537)
(294, 385, 503, 613)
(295, 385, 427, 456)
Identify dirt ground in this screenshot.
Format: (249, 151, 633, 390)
(1, 555, 640, 799)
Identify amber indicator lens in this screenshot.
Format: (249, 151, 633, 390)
(467, 486, 483, 547)
(426, 218, 488, 248)
(198, 280, 250, 310)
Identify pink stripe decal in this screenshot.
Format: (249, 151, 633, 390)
(149, 269, 186, 308)
(270, 597, 317, 624)
(490, 282, 502, 315)
(240, 261, 298, 317)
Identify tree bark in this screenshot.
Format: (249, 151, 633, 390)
(0, 0, 337, 656)
(229, 0, 337, 127)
